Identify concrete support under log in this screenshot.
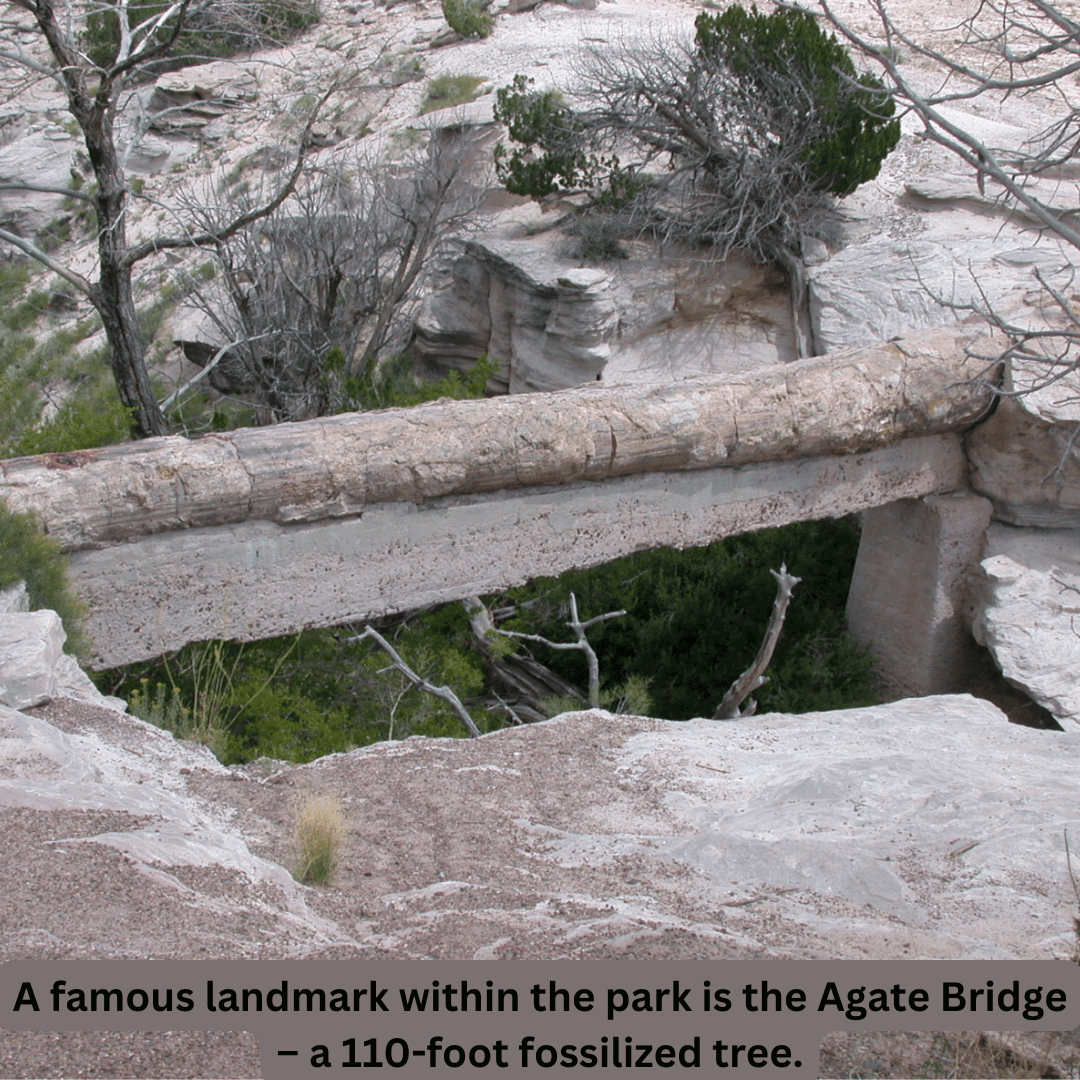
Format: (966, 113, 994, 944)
(846, 492, 994, 699)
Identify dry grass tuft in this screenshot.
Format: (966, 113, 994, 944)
(293, 793, 345, 885)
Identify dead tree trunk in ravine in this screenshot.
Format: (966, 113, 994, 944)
(713, 565, 801, 720)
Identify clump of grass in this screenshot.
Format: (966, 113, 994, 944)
(294, 794, 345, 885)
(420, 73, 487, 115)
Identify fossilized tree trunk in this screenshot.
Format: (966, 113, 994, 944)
(0, 326, 994, 554)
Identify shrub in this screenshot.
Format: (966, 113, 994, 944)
(441, 0, 493, 39)
(0, 499, 88, 658)
(293, 794, 345, 885)
(495, 5, 900, 263)
(0, 263, 31, 306)
(13, 379, 134, 456)
(420, 73, 487, 115)
(353, 352, 499, 410)
(694, 5, 900, 197)
(493, 75, 596, 200)
(564, 215, 628, 261)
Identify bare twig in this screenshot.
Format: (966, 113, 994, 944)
(343, 625, 481, 738)
(713, 564, 801, 720)
(492, 592, 626, 708)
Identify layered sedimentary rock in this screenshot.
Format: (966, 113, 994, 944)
(413, 238, 794, 390)
(966, 366, 1080, 528)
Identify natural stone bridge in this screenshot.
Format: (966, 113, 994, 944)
(0, 326, 996, 695)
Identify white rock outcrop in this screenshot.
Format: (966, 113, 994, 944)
(0, 610, 65, 711)
(970, 523, 1080, 728)
(0, 123, 78, 238)
(413, 238, 794, 391)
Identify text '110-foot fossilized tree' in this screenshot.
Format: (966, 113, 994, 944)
(0, 0, 321, 437)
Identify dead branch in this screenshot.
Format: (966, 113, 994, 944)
(343, 625, 482, 738)
(463, 597, 586, 712)
(713, 564, 801, 720)
(491, 592, 626, 708)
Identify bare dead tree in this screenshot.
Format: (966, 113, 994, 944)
(570, 30, 845, 268)
(175, 129, 487, 423)
(803, 0, 1080, 399)
(463, 596, 588, 723)
(495, 13, 897, 356)
(343, 625, 482, 738)
(489, 592, 626, 709)
(713, 564, 801, 720)
(0, 0, 327, 436)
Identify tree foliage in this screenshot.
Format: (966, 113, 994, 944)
(494, 4, 899, 264)
(82, 0, 317, 71)
(694, 5, 900, 197)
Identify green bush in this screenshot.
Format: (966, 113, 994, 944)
(101, 516, 873, 765)
(0, 263, 31, 305)
(0, 499, 88, 657)
(493, 75, 597, 200)
(495, 5, 899, 262)
(13, 379, 134, 456)
(420, 73, 487, 115)
(348, 351, 498, 411)
(501, 518, 877, 720)
(441, 0, 494, 39)
(103, 607, 499, 764)
(694, 5, 899, 197)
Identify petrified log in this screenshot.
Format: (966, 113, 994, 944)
(0, 325, 993, 553)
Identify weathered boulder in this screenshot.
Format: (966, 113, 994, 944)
(966, 363, 1080, 528)
(969, 522, 1080, 728)
(808, 237, 1043, 353)
(0, 610, 64, 710)
(149, 61, 259, 136)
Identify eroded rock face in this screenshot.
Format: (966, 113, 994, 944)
(970, 523, 1080, 728)
(0, 611, 65, 711)
(967, 365, 1080, 528)
(413, 240, 617, 392)
(413, 238, 794, 391)
(0, 124, 77, 238)
(149, 60, 260, 138)
(807, 237, 1045, 353)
